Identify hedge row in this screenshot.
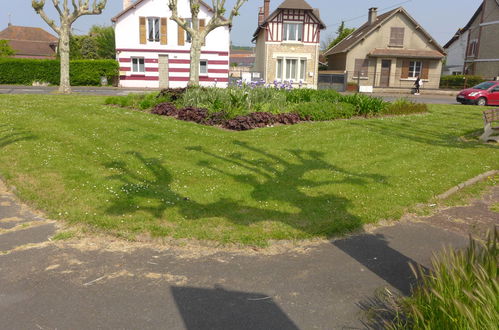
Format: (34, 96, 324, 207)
(440, 75, 486, 89)
(0, 58, 118, 86)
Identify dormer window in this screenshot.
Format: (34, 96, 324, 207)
(283, 22, 303, 42)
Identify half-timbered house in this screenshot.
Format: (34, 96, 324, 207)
(252, 0, 325, 88)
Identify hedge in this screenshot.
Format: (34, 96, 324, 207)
(440, 75, 486, 89)
(0, 58, 119, 86)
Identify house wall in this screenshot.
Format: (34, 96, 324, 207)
(264, 43, 320, 88)
(340, 10, 444, 88)
(253, 32, 267, 76)
(115, 0, 230, 88)
(474, 0, 499, 78)
(443, 30, 468, 75)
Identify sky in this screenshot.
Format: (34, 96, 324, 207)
(0, 0, 483, 47)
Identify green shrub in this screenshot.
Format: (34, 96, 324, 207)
(0, 58, 118, 86)
(105, 93, 169, 109)
(383, 98, 428, 115)
(341, 93, 388, 116)
(373, 230, 499, 329)
(440, 75, 486, 89)
(292, 101, 356, 121)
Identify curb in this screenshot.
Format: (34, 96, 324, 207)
(436, 170, 499, 200)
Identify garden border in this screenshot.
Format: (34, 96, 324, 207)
(436, 170, 499, 200)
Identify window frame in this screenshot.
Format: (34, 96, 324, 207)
(283, 22, 303, 42)
(147, 17, 160, 42)
(199, 59, 208, 75)
(131, 57, 145, 74)
(389, 27, 405, 47)
(408, 60, 422, 78)
(276, 57, 307, 81)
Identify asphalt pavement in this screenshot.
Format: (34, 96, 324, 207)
(1, 176, 497, 329)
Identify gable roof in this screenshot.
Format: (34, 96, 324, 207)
(324, 7, 445, 57)
(252, 0, 325, 40)
(0, 25, 57, 57)
(111, 0, 215, 22)
(0, 25, 58, 43)
(278, 0, 313, 10)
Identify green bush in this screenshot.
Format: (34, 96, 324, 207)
(341, 93, 388, 116)
(440, 75, 486, 89)
(292, 101, 356, 121)
(383, 98, 428, 115)
(0, 58, 118, 86)
(372, 230, 499, 329)
(105, 92, 169, 110)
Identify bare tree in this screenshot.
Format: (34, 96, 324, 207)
(168, 0, 247, 87)
(32, 0, 108, 94)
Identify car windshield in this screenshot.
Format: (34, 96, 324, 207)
(472, 82, 495, 90)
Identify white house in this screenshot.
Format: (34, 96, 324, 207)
(443, 29, 469, 76)
(112, 0, 230, 88)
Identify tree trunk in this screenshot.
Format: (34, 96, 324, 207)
(59, 25, 72, 94)
(188, 36, 202, 87)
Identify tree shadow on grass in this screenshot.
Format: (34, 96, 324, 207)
(103, 141, 387, 238)
(0, 125, 37, 149)
(349, 113, 494, 149)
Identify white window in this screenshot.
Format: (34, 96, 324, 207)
(200, 60, 208, 75)
(276, 57, 307, 81)
(283, 22, 303, 42)
(132, 58, 145, 73)
(148, 17, 160, 42)
(409, 61, 422, 78)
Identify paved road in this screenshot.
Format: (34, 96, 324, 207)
(1, 176, 497, 329)
(0, 85, 462, 104)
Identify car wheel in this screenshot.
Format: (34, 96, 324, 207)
(476, 97, 487, 106)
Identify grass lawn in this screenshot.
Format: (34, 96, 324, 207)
(0, 95, 497, 245)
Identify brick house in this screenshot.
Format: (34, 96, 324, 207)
(252, 0, 325, 88)
(324, 7, 446, 90)
(463, 0, 499, 78)
(0, 24, 57, 59)
(112, 0, 230, 88)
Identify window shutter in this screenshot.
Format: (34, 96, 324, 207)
(178, 25, 185, 46)
(390, 27, 404, 46)
(401, 60, 410, 78)
(422, 61, 430, 79)
(200, 19, 206, 46)
(354, 58, 369, 76)
(139, 17, 147, 44)
(160, 18, 168, 45)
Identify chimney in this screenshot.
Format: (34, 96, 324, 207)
(123, 0, 133, 10)
(264, 0, 270, 20)
(258, 7, 265, 25)
(368, 7, 378, 25)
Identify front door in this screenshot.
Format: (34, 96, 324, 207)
(158, 55, 169, 89)
(380, 60, 391, 87)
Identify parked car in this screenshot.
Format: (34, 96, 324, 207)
(456, 81, 499, 106)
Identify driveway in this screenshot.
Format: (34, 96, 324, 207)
(1, 177, 497, 329)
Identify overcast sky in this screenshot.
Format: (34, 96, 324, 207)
(0, 0, 483, 47)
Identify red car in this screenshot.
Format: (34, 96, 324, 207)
(456, 81, 499, 106)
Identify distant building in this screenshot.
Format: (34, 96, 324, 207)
(443, 28, 469, 76)
(230, 49, 255, 68)
(462, 0, 499, 78)
(0, 24, 58, 59)
(252, 0, 326, 88)
(324, 7, 446, 90)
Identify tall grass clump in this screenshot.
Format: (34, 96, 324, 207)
(372, 229, 499, 329)
(105, 92, 170, 110)
(341, 93, 388, 116)
(383, 98, 428, 116)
